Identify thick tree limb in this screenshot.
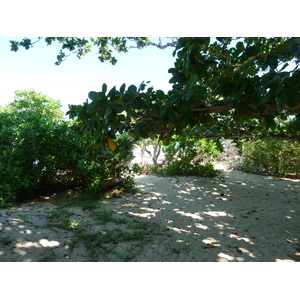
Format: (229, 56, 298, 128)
(192, 104, 234, 114)
(191, 102, 300, 114)
(203, 134, 299, 142)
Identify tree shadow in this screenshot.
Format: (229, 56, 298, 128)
(1, 171, 299, 262)
(0, 203, 85, 262)
(129, 172, 300, 261)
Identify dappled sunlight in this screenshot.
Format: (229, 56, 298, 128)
(128, 206, 162, 219)
(129, 171, 300, 261)
(217, 252, 236, 262)
(127, 212, 153, 218)
(227, 233, 255, 244)
(202, 237, 221, 247)
(0, 204, 76, 261)
(39, 239, 60, 247)
(1, 170, 299, 261)
(194, 223, 208, 230)
(173, 209, 204, 221)
(203, 211, 233, 217)
(170, 227, 192, 235)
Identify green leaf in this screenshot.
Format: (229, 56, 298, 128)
(111, 103, 124, 113)
(160, 106, 168, 117)
(138, 81, 147, 92)
(128, 85, 137, 94)
(120, 83, 126, 94)
(124, 116, 131, 127)
(185, 89, 194, 101)
(275, 96, 284, 110)
(188, 74, 199, 86)
(88, 91, 100, 101)
(104, 106, 113, 121)
(10, 41, 19, 52)
(168, 109, 179, 124)
(156, 90, 165, 100)
(87, 103, 96, 114)
(72, 105, 84, 113)
(107, 86, 117, 98)
(236, 41, 244, 53)
(102, 83, 107, 94)
(193, 85, 206, 96)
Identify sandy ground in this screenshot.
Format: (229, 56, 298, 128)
(1, 164, 299, 262)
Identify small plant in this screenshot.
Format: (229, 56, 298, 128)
(68, 209, 162, 261)
(46, 207, 78, 230)
(91, 210, 117, 224)
(131, 163, 143, 174)
(122, 175, 138, 193)
(38, 250, 58, 262)
(50, 190, 102, 210)
(148, 134, 221, 178)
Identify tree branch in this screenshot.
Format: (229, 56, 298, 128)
(188, 131, 300, 142)
(130, 38, 178, 50)
(191, 104, 234, 114)
(191, 102, 300, 115)
(146, 41, 178, 50)
(233, 54, 261, 73)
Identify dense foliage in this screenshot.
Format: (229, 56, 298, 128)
(63, 37, 300, 151)
(242, 139, 300, 177)
(4, 89, 65, 121)
(162, 135, 221, 163)
(0, 90, 135, 207)
(149, 135, 221, 177)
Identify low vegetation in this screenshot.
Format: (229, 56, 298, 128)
(0, 90, 136, 207)
(41, 193, 162, 261)
(242, 139, 300, 177)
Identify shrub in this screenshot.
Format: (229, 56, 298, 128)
(162, 135, 221, 163)
(131, 163, 143, 174)
(0, 91, 135, 206)
(0, 110, 87, 205)
(242, 139, 300, 177)
(150, 135, 220, 177)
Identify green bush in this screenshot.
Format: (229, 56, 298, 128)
(242, 139, 300, 177)
(0, 90, 135, 207)
(150, 135, 220, 177)
(131, 163, 143, 174)
(0, 112, 135, 206)
(0, 110, 88, 205)
(162, 135, 221, 163)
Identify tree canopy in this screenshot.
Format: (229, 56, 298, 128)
(2, 89, 65, 121)
(10, 37, 300, 151)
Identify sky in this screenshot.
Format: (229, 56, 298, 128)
(0, 37, 176, 115)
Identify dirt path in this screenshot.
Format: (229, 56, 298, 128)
(1, 165, 299, 262)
